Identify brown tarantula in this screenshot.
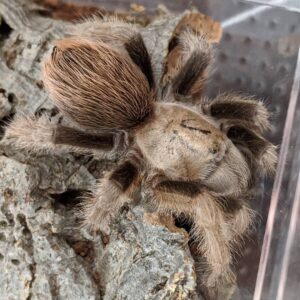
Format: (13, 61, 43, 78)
(6, 14, 277, 300)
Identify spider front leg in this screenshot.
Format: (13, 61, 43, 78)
(161, 12, 221, 99)
(72, 17, 154, 88)
(201, 93, 271, 132)
(201, 93, 278, 175)
(162, 30, 213, 100)
(225, 202, 255, 248)
(72, 16, 140, 53)
(4, 114, 124, 157)
(226, 124, 277, 176)
(81, 160, 140, 235)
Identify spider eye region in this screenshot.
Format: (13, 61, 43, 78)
(180, 119, 212, 135)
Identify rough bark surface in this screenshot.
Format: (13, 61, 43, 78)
(0, 1, 199, 299)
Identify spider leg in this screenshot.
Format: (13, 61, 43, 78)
(227, 203, 255, 246)
(4, 114, 121, 156)
(161, 12, 221, 99)
(171, 12, 223, 44)
(146, 180, 235, 289)
(215, 195, 255, 244)
(226, 125, 278, 176)
(71, 16, 139, 52)
(200, 93, 277, 175)
(124, 33, 154, 89)
(80, 160, 140, 234)
(164, 30, 213, 99)
(72, 16, 154, 88)
(202, 93, 271, 132)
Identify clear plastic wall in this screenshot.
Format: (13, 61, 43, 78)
(204, 2, 300, 299)
(245, 0, 300, 13)
(199, 2, 300, 299)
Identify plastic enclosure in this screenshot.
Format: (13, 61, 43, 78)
(77, 0, 300, 298)
(245, 0, 300, 13)
(201, 2, 300, 299)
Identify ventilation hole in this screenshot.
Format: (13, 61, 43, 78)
(260, 61, 267, 70)
(264, 41, 272, 50)
(285, 44, 292, 55)
(11, 259, 20, 266)
(0, 232, 5, 241)
(219, 52, 227, 62)
(0, 19, 12, 41)
(0, 253, 3, 260)
(249, 17, 256, 23)
(255, 82, 264, 92)
(51, 190, 85, 207)
(289, 24, 296, 33)
(239, 57, 247, 65)
(238, 1, 247, 6)
(244, 37, 251, 45)
(235, 77, 243, 85)
(273, 85, 284, 96)
(246, 78, 252, 85)
(278, 65, 288, 74)
(224, 33, 232, 42)
(214, 73, 222, 81)
(269, 20, 277, 29)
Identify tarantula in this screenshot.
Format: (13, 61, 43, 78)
(6, 13, 277, 300)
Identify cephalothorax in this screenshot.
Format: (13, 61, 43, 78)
(6, 13, 277, 300)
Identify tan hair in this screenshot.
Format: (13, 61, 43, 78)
(43, 37, 154, 131)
